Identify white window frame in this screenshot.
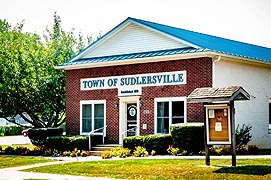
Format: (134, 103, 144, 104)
(154, 97, 187, 134)
(80, 100, 106, 136)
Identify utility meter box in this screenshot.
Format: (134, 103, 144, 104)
(204, 104, 231, 145)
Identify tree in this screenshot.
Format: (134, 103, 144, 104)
(0, 13, 88, 128)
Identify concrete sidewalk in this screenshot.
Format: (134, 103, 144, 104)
(1, 155, 271, 180)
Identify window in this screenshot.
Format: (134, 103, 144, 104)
(80, 100, 106, 135)
(155, 97, 186, 134)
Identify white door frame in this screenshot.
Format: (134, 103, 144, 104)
(119, 96, 141, 144)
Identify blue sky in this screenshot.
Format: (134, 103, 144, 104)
(0, 0, 270, 47)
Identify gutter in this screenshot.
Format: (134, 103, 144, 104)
(55, 51, 271, 70)
(55, 51, 215, 70)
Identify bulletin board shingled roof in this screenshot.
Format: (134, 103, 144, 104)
(187, 86, 250, 103)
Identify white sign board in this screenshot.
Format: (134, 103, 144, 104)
(81, 71, 187, 91)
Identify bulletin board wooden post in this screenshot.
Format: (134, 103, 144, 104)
(230, 101, 236, 166)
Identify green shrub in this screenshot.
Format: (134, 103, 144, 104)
(14, 146, 29, 155)
(235, 124, 252, 147)
(123, 136, 144, 152)
(170, 123, 204, 154)
(180, 149, 188, 156)
(28, 128, 63, 147)
(0, 126, 26, 136)
(209, 146, 231, 155)
(112, 146, 131, 158)
(144, 134, 173, 155)
(43, 150, 52, 156)
(81, 150, 88, 157)
(45, 135, 89, 151)
(248, 145, 259, 155)
(4, 146, 15, 154)
(167, 145, 180, 156)
(63, 151, 71, 157)
(123, 134, 173, 155)
(101, 150, 113, 159)
(68, 148, 83, 157)
(133, 146, 148, 157)
(236, 144, 247, 155)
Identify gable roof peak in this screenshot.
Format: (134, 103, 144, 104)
(59, 17, 270, 68)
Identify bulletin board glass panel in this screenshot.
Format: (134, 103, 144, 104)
(205, 104, 231, 145)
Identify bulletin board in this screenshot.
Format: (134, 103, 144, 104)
(205, 104, 231, 145)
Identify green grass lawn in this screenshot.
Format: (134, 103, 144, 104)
(24, 158, 271, 179)
(0, 156, 54, 169)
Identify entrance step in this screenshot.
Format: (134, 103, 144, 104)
(90, 144, 119, 156)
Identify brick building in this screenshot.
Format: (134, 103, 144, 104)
(57, 17, 271, 148)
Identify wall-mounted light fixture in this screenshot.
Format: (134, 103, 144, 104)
(115, 102, 119, 108)
(139, 100, 144, 107)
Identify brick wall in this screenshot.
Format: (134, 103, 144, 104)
(66, 57, 212, 143)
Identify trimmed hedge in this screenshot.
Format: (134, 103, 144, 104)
(45, 135, 102, 151)
(170, 123, 204, 154)
(28, 128, 63, 147)
(123, 134, 173, 155)
(123, 136, 144, 151)
(0, 126, 25, 136)
(46, 136, 89, 151)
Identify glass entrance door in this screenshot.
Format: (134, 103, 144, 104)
(127, 103, 137, 136)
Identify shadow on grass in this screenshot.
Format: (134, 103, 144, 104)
(214, 165, 271, 175)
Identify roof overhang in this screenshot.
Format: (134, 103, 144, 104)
(187, 86, 250, 103)
(55, 50, 271, 70)
(55, 51, 214, 70)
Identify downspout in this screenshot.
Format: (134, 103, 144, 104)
(212, 55, 221, 87)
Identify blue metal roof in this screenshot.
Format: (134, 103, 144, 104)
(129, 17, 271, 62)
(61, 47, 208, 66)
(60, 17, 271, 67)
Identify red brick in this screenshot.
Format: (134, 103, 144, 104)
(66, 57, 212, 143)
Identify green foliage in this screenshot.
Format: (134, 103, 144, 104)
(68, 148, 87, 157)
(101, 150, 113, 159)
(167, 145, 180, 156)
(209, 146, 231, 155)
(209, 145, 259, 155)
(4, 146, 15, 154)
(28, 128, 63, 147)
(235, 124, 252, 147)
(63, 151, 71, 157)
(247, 145, 259, 155)
(0, 126, 25, 136)
(170, 123, 204, 154)
(81, 150, 88, 157)
(0, 13, 91, 128)
(181, 149, 188, 156)
(236, 144, 247, 155)
(144, 134, 173, 155)
(123, 136, 144, 152)
(123, 134, 173, 155)
(151, 150, 156, 156)
(14, 146, 29, 155)
(45, 135, 89, 151)
(133, 146, 148, 157)
(112, 146, 131, 158)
